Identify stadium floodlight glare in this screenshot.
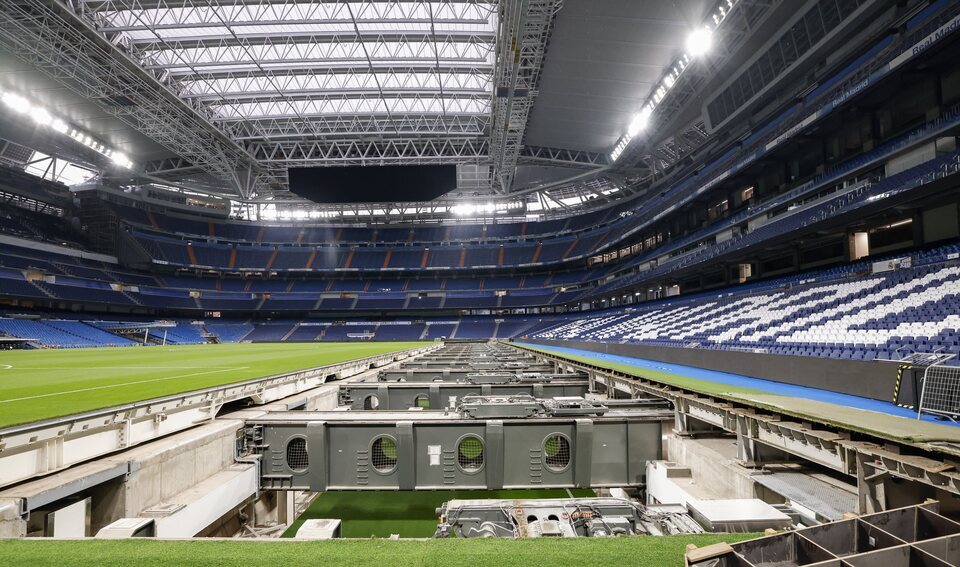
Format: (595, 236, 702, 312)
(686, 28, 713, 57)
(30, 107, 53, 127)
(2, 92, 30, 114)
(110, 152, 132, 168)
(1, 88, 136, 170)
(627, 107, 652, 136)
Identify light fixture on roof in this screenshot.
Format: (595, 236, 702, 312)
(627, 107, 652, 136)
(1, 87, 135, 170)
(111, 152, 133, 169)
(30, 107, 53, 127)
(685, 27, 713, 57)
(2, 92, 30, 114)
(610, 1, 738, 162)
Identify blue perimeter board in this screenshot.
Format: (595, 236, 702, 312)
(515, 342, 956, 427)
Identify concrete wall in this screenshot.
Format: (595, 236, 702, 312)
(666, 436, 756, 500)
(119, 419, 242, 521)
(523, 339, 900, 401)
(0, 372, 350, 538)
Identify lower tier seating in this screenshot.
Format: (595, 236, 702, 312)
(533, 255, 960, 365)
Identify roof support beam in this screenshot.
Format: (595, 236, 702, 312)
(489, 0, 562, 193)
(0, 0, 276, 198)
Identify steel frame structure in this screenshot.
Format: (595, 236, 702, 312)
(0, 0, 274, 199)
(616, 0, 776, 176)
(0, 0, 775, 221)
(73, 0, 504, 192)
(516, 343, 960, 515)
(488, 0, 562, 193)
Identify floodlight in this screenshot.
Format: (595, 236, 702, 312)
(627, 107, 652, 136)
(111, 152, 131, 168)
(686, 28, 713, 57)
(30, 107, 53, 126)
(2, 93, 30, 113)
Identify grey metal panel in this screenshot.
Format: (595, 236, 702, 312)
(377, 384, 390, 410)
(485, 421, 504, 490)
(340, 382, 590, 410)
(20, 461, 134, 512)
(628, 421, 661, 484)
(397, 421, 415, 491)
(590, 421, 629, 486)
(252, 413, 662, 491)
(574, 419, 593, 488)
(502, 422, 575, 488)
(411, 424, 488, 489)
(307, 421, 327, 492)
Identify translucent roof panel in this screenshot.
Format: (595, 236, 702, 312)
(179, 71, 491, 98)
(85, 0, 498, 146)
(207, 95, 490, 119)
(141, 40, 495, 72)
(95, 2, 497, 31)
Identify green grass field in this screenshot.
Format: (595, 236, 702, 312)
(282, 489, 596, 538)
(0, 534, 757, 567)
(0, 342, 428, 428)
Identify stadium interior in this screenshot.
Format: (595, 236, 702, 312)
(1, 0, 960, 565)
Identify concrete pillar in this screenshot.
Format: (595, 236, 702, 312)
(0, 499, 26, 538)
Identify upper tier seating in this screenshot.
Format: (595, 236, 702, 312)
(592, 148, 960, 297)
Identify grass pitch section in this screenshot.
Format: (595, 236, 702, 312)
(0, 534, 757, 567)
(0, 342, 428, 428)
(282, 489, 595, 538)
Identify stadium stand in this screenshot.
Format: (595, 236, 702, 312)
(1, 243, 956, 363)
(532, 245, 960, 365)
(7, 0, 960, 557)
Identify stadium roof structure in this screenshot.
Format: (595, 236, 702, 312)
(0, 0, 783, 216)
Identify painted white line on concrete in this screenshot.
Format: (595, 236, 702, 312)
(0, 367, 250, 404)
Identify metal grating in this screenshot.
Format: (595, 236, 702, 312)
(371, 436, 398, 473)
(543, 433, 570, 471)
(751, 472, 856, 521)
(918, 364, 960, 420)
(457, 435, 484, 472)
(285, 437, 308, 472)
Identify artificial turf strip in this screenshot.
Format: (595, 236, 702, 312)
(0, 342, 429, 428)
(514, 344, 960, 444)
(0, 534, 758, 567)
(281, 489, 596, 538)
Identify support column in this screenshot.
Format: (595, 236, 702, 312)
(856, 452, 888, 514)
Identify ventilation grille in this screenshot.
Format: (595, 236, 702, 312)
(457, 436, 484, 472)
(286, 437, 308, 472)
(371, 436, 398, 473)
(543, 434, 571, 471)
